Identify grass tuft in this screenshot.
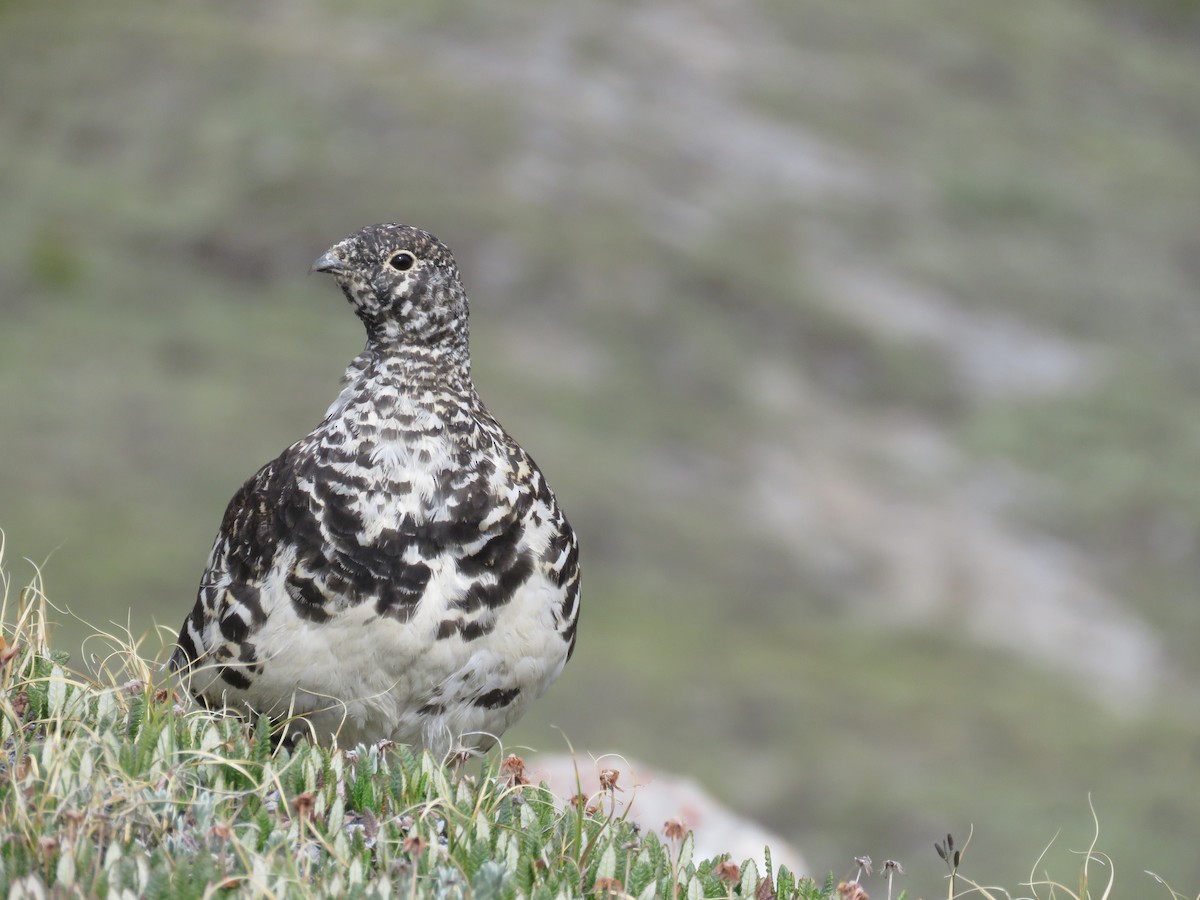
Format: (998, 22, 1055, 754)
(0, 547, 830, 899)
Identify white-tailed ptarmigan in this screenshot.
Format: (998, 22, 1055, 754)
(170, 224, 580, 757)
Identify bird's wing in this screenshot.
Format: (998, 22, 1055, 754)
(169, 435, 469, 689)
(169, 449, 296, 690)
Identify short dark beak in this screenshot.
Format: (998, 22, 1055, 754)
(310, 250, 350, 275)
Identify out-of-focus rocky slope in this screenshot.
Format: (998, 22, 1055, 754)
(3, 0, 1199, 892)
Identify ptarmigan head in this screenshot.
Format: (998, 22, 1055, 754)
(311, 223, 468, 350)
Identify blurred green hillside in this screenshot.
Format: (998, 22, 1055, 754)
(2, 0, 1199, 895)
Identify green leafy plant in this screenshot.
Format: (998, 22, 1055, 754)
(0, 558, 828, 900)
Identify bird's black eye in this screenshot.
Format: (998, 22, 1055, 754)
(389, 251, 416, 272)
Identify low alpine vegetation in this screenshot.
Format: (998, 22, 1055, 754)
(0, 552, 1186, 900)
(0, 566, 816, 899)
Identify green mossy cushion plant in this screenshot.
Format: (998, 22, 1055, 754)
(0, 557, 816, 900)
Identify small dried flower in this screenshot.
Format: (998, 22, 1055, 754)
(290, 792, 316, 822)
(593, 876, 624, 896)
(663, 818, 688, 841)
(853, 855, 873, 879)
(500, 754, 529, 787)
(837, 881, 869, 900)
(713, 859, 741, 884)
(402, 833, 427, 855)
(501, 753, 525, 773)
(154, 688, 170, 704)
(12, 691, 29, 719)
(598, 768, 621, 792)
(568, 792, 588, 810)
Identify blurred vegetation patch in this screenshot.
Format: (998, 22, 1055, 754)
(670, 216, 968, 418)
(26, 224, 85, 292)
(963, 354, 1200, 660)
(1088, 0, 1200, 35)
(964, 356, 1200, 547)
(937, 165, 1087, 232)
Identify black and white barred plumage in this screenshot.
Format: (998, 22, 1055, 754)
(170, 224, 580, 756)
